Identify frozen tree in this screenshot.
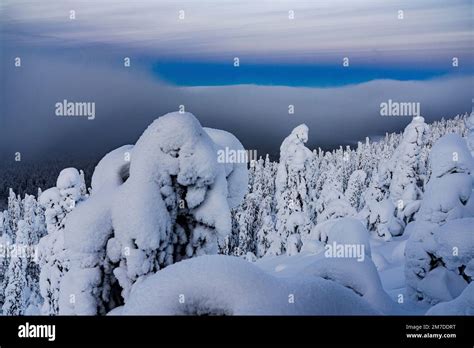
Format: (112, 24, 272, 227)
(389, 116, 429, 224)
(232, 158, 268, 256)
(359, 166, 403, 240)
(405, 134, 474, 304)
(21, 194, 44, 314)
(6, 189, 21, 242)
(59, 112, 248, 315)
(0, 190, 23, 310)
(232, 155, 278, 257)
(0, 214, 8, 309)
(234, 201, 258, 256)
(466, 111, 474, 155)
(316, 164, 355, 223)
(286, 234, 302, 256)
(305, 150, 320, 217)
(344, 169, 367, 211)
(255, 155, 277, 257)
(2, 220, 29, 315)
(256, 214, 275, 257)
(37, 168, 87, 315)
(274, 124, 312, 255)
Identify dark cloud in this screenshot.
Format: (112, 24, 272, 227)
(1, 54, 472, 163)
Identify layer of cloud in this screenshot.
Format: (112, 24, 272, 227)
(1, 54, 472, 162)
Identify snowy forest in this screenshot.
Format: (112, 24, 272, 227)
(1, 111, 473, 316)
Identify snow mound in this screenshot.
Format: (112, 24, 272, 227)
(56, 168, 81, 190)
(306, 217, 371, 257)
(91, 145, 133, 193)
(434, 218, 474, 277)
(417, 173, 473, 224)
(429, 133, 474, 178)
(405, 218, 473, 304)
(64, 192, 114, 254)
(426, 283, 474, 315)
(38, 187, 61, 208)
(300, 256, 405, 314)
(417, 267, 467, 303)
(120, 255, 378, 315)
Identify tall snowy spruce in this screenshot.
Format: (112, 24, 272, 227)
(272, 124, 312, 256)
(388, 116, 430, 226)
(37, 168, 87, 315)
(0, 191, 46, 314)
(345, 169, 367, 211)
(255, 155, 277, 257)
(21, 194, 46, 314)
(224, 154, 276, 258)
(315, 163, 355, 223)
(2, 220, 29, 315)
(466, 111, 474, 155)
(58, 112, 248, 315)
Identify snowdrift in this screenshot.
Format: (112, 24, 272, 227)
(119, 255, 379, 315)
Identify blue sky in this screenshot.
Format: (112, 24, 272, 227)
(151, 61, 470, 87)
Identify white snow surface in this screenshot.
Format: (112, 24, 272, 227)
(91, 145, 134, 193)
(120, 255, 378, 315)
(429, 133, 474, 178)
(426, 283, 474, 315)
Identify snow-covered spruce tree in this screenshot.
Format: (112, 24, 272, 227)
(6, 189, 21, 242)
(405, 133, 474, 304)
(0, 190, 23, 310)
(358, 163, 404, 240)
(313, 149, 329, 200)
(21, 194, 45, 314)
(223, 158, 262, 256)
(58, 112, 248, 315)
(388, 116, 430, 226)
(0, 212, 9, 309)
(236, 155, 278, 258)
(37, 168, 87, 315)
(466, 111, 474, 155)
(315, 163, 355, 223)
(305, 150, 321, 220)
(2, 220, 29, 315)
(255, 155, 277, 257)
(233, 158, 265, 256)
(234, 200, 258, 256)
(344, 169, 367, 212)
(272, 124, 312, 256)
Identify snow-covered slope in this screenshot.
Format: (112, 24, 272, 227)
(119, 255, 378, 315)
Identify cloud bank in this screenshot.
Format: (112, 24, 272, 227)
(2, 55, 472, 161)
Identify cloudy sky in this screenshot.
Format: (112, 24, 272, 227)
(1, 0, 473, 162)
